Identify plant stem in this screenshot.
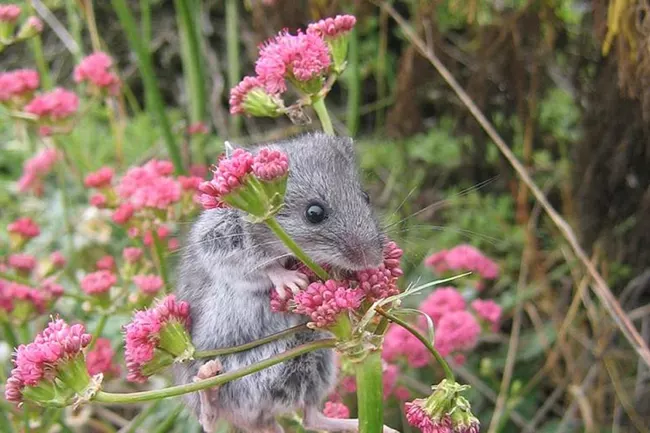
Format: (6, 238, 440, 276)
(28, 36, 51, 90)
(111, 0, 184, 173)
(225, 0, 241, 136)
(89, 314, 108, 350)
(124, 400, 162, 433)
(94, 339, 336, 403)
(151, 231, 171, 290)
(152, 404, 184, 433)
(64, 0, 84, 61)
(312, 97, 334, 135)
(345, 26, 360, 136)
(140, 0, 152, 46)
(375, 307, 455, 382)
(195, 324, 308, 357)
(1, 320, 19, 348)
(264, 217, 329, 280)
(355, 350, 383, 433)
(0, 271, 31, 285)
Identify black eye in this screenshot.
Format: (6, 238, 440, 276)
(362, 191, 370, 203)
(305, 202, 327, 224)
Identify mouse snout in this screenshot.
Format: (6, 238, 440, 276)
(340, 234, 384, 271)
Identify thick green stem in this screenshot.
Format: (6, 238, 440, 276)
(94, 339, 336, 403)
(1, 320, 19, 348)
(355, 350, 384, 433)
(375, 307, 455, 382)
(312, 97, 334, 135)
(111, 0, 184, 173)
(196, 324, 308, 357)
(151, 231, 171, 290)
(225, 0, 241, 136)
(89, 314, 108, 350)
(264, 217, 329, 280)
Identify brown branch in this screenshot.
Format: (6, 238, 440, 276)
(371, 0, 650, 369)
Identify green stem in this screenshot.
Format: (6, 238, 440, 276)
(345, 26, 360, 136)
(26, 0, 52, 90)
(225, 0, 242, 136)
(94, 339, 336, 403)
(152, 404, 184, 433)
(1, 320, 19, 349)
(89, 314, 108, 350)
(375, 307, 455, 382)
(53, 149, 77, 273)
(195, 324, 308, 357)
(355, 350, 383, 433)
(152, 231, 171, 290)
(124, 401, 162, 433)
(64, 0, 84, 61)
(0, 271, 31, 285)
(111, 0, 184, 173)
(140, 0, 152, 46)
(264, 217, 329, 280)
(312, 97, 334, 135)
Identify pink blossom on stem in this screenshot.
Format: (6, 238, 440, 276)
(0, 69, 39, 104)
(434, 311, 481, 357)
(252, 148, 289, 181)
(49, 251, 66, 268)
(95, 256, 115, 271)
(117, 160, 181, 211)
(187, 122, 209, 135)
(23, 16, 42, 32)
(424, 250, 449, 273)
(17, 148, 58, 194)
(198, 149, 254, 206)
(382, 324, 430, 368)
(323, 401, 350, 419)
(270, 287, 293, 313)
(0, 4, 20, 23)
(86, 338, 120, 377)
(307, 15, 356, 38)
(178, 175, 203, 191)
(74, 52, 121, 95)
(471, 299, 502, 331)
(112, 203, 135, 225)
(8, 254, 36, 273)
(24, 88, 79, 120)
(418, 287, 466, 326)
(133, 274, 164, 295)
(293, 280, 363, 328)
(123, 247, 143, 263)
(229, 76, 263, 114)
(84, 166, 114, 188)
(41, 278, 64, 298)
(90, 192, 107, 208)
(80, 270, 117, 295)
(405, 399, 452, 433)
(426, 245, 499, 280)
(0, 281, 47, 314)
(8, 217, 40, 239)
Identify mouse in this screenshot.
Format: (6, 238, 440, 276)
(173, 132, 398, 433)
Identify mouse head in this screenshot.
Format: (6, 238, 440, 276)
(250, 133, 385, 272)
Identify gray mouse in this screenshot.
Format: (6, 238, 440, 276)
(174, 133, 399, 433)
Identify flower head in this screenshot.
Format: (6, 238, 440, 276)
(307, 15, 356, 38)
(112, 203, 134, 225)
(0, 69, 39, 105)
(323, 401, 350, 419)
(74, 52, 120, 95)
(471, 299, 501, 331)
(435, 311, 481, 357)
(292, 280, 362, 328)
(426, 245, 499, 280)
(382, 324, 430, 368)
(0, 4, 21, 23)
(229, 76, 283, 117)
(25, 88, 79, 120)
(18, 148, 58, 194)
(355, 241, 403, 302)
(80, 270, 116, 295)
(117, 160, 182, 211)
(133, 274, 164, 295)
(8, 217, 40, 239)
(178, 175, 203, 191)
(419, 287, 466, 326)
(90, 193, 107, 208)
(8, 254, 36, 273)
(0, 280, 49, 317)
(123, 295, 193, 382)
(49, 251, 66, 268)
(86, 338, 120, 378)
(5, 318, 94, 406)
(84, 167, 114, 189)
(251, 148, 289, 181)
(95, 256, 115, 271)
(15, 16, 43, 40)
(123, 247, 143, 263)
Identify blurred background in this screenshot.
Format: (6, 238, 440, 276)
(1, 0, 650, 432)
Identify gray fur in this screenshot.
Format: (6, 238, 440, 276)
(174, 133, 385, 432)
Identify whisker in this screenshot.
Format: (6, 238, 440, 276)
(244, 253, 293, 277)
(386, 224, 502, 246)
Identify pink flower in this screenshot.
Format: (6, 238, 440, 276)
(84, 166, 114, 188)
(133, 274, 164, 295)
(424, 250, 449, 273)
(41, 278, 64, 298)
(426, 245, 499, 280)
(199, 149, 254, 203)
(123, 247, 143, 263)
(307, 15, 356, 38)
(0, 281, 48, 314)
(95, 255, 115, 271)
(112, 203, 134, 225)
(168, 238, 179, 251)
(80, 270, 116, 295)
(143, 225, 170, 247)
(49, 251, 66, 268)
(471, 299, 501, 330)
(255, 31, 331, 94)
(8, 217, 40, 239)
(5, 318, 92, 404)
(24, 88, 79, 120)
(270, 287, 293, 313)
(419, 287, 466, 326)
(188, 122, 209, 135)
(178, 175, 203, 191)
(323, 401, 350, 419)
(86, 338, 121, 377)
(252, 148, 289, 181)
(190, 164, 208, 178)
(293, 280, 363, 328)
(0, 69, 39, 103)
(0, 4, 21, 23)
(229, 76, 281, 116)
(8, 254, 36, 272)
(405, 399, 452, 433)
(382, 324, 430, 368)
(17, 148, 58, 194)
(90, 192, 107, 208)
(356, 241, 403, 302)
(23, 16, 43, 33)
(117, 160, 182, 211)
(434, 311, 481, 357)
(123, 295, 192, 382)
(74, 52, 121, 95)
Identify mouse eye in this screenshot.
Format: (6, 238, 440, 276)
(362, 191, 370, 203)
(305, 202, 327, 224)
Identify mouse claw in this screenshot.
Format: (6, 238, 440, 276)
(268, 267, 310, 298)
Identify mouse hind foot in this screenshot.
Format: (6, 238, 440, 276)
(193, 359, 223, 433)
(303, 406, 400, 433)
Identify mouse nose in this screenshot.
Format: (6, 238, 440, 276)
(343, 236, 383, 270)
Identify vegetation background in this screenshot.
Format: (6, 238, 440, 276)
(1, 0, 649, 432)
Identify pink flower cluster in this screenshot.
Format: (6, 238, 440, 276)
(0, 4, 21, 23)
(405, 399, 452, 433)
(307, 15, 357, 39)
(5, 318, 91, 403)
(293, 280, 363, 328)
(355, 241, 403, 302)
(118, 159, 181, 211)
(74, 52, 121, 95)
(323, 401, 350, 418)
(198, 148, 289, 209)
(383, 325, 431, 368)
(96, 255, 116, 271)
(8, 217, 40, 239)
(0, 69, 39, 105)
(123, 295, 191, 382)
(0, 280, 49, 314)
(229, 76, 267, 115)
(84, 166, 114, 188)
(24, 87, 79, 120)
(17, 147, 58, 195)
(123, 247, 143, 263)
(133, 274, 164, 295)
(419, 287, 466, 326)
(425, 244, 499, 280)
(86, 338, 121, 377)
(471, 299, 502, 331)
(80, 270, 117, 295)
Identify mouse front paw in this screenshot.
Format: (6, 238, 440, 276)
(194, 359, 223, 383)
(267, 266, 309, 299)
